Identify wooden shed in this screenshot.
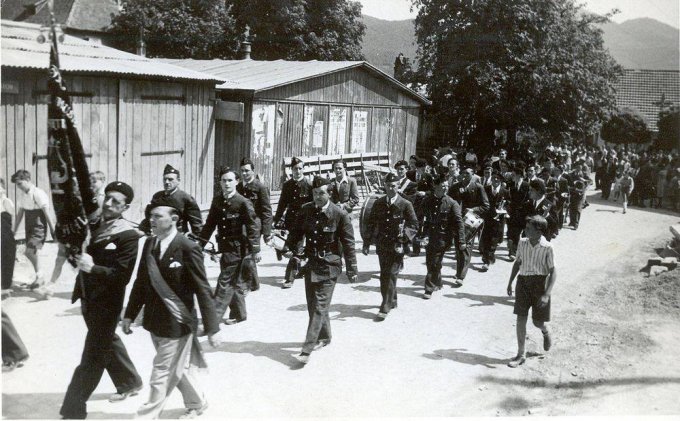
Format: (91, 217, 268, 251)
(1, 20, 223, 222)
(162, 59, 431, 190)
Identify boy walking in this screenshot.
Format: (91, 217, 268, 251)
(506, 215, 556, 368)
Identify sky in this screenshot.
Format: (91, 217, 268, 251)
(358, 0, 680, 28)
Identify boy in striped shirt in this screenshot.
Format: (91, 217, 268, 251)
(506, 215, 556, 367)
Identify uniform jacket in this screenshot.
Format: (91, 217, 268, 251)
(237, 179, 273, 239)
(124, 234, 219, 339)
(201, 192, 260, 264)
(140, 189, 203, 235)
(329, 176, 360, 213)
(554, 176, 570, 206)
(448, 180, 490, 217)
(287, 201, 358, 280)
(422, 194, 465, 250)
(71, 218, 142, 314)
(484, 184, 510, 221)
(508, 180, 530, 225)
(365, 194, 418, 252)
(273, 176, 313, 230)
(522, 197, 559, 237)
(397, 176, 418, 200)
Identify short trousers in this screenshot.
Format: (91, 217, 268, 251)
(513, 274, 551, 322)
(24, 209, 46, 250)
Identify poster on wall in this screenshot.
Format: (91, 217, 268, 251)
(302, 105, 315, 150)
(328, 108, 347, 154)
(313, 121, 324, 148)
(351, 110, 368, 153)
(252, 103, 275, 160)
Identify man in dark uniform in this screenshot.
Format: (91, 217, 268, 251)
(421, 174, 466, 298)
(274, 157, 313, 289)
(552, 166, 570, 230)
(507, 163, 530, 261)
(237, 158, 273, 295)
(286, 177, 358, 365)
(60, 182, 143, 419)
(523, 179, 559, 240)
(201, 168, 260, 325)
(329, 159, 360, 213)
(411, 157, 433, 257)
(479, 170, 510, 271)
(139, 164, 203, 235)
(362, 173, 418, 320)
(448, 167, 490, 218)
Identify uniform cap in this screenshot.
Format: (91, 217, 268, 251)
(164, 164, 180, 176)
(384, 173, 399, 183)
(104, 181, 134, 203)
(312, 176, 331, 189)
(290, 157, 305, 167)
(394, 160, 408, 169)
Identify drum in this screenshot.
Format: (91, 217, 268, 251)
(269, 229, 288, 252)
(463, 209, 484, 243)
(360, 194, 384, 242)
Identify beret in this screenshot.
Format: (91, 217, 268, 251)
(384, 173, 399, 183)
(312, 176, 331, 189)
(104, 181, 134, 203)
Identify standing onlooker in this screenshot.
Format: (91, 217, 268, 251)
(10, 170, 55, 289)
(1, 178, 16, 290)
(656, 159, 668, 209)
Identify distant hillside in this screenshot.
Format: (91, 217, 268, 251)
(362, 15, 680, 75)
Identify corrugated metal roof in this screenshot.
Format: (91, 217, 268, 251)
(161, 58, 431, 105)
(1, 20, 224, 82)
(614, 69, 680, 131)
(1, 0, 119, 33)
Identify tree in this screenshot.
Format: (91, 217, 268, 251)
(600, 107, 651, 147)
(110, 0, 240, 59)
(412, 0, 623, 151)
(227, 0, 366, 60)
(656, 105, 680, 151)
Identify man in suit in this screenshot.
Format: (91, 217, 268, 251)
(394, 160, 418, 199)
(122, 204, 220, 419)
(139, 165, 203, 235)
(479, 170, 510, 271)
(448, 168, 490, 218)
(507, 164, 530, 261)
(363, 173, 418, 320)
(411, 157, 434, 257)
(523, 179, 559, 240)
(287, 177, 358, 365)
(273, 157, 313, 289)
(422, 174, 466, 296)
(237, 158, 273, 297)
(329, 159, 360, 213)
(60, 182, 143, 419)
(200, 168, 260, 325)
(552, 166, 570, 230)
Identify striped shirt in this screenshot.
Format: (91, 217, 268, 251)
(516, 236, 554, 276)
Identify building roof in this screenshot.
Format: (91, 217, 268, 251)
(1, 20, 224, 83)
(614, 69, 680, 131)
(160, 58, 431, 105)
(1, 0, 119, 33)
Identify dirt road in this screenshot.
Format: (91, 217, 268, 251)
(3, 191, 680, 418)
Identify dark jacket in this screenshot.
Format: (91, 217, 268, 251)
(287, 201, 358, 280)
(71, 218, 142, 313)
(237, 179, 273, 239)
(422, 194, 465, 250)
(523, 197, 559, 238)
(397, 176, 418, 200)
(329, 176, 360, 213)
(484, 184, 510, 221)
(274, 176, 313, 230)
(201, 192, 260, 264)
(124, 234, 219, 338)
(508, 180, 530, 226)
(448, 180, 490, 217)
(139, 189, 203, 235)
(365, 194, 418, 253)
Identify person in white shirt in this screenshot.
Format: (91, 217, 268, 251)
(506, 215, 556, 368)
(10, 170, 55, 289)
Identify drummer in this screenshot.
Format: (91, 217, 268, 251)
(273, 157, 313, 289)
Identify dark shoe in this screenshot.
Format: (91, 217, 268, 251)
(507, 355, 526, 368)
(543, 331, 552, 351)
(376, 311, 387, 320)
(179, 402, 209, 419)
(294, 352, 310, 364)
(480, 264, 489, 272)
(452, 279, 463, 288)
(313, 339, 331, 351)
(508, 254, 516, 262)
(275, 250, 283, 261)
(109, 384, 142, 402)
(224, 318, 246, 325)
(281, 281, 293, 289)
(422, 292, 432, 300)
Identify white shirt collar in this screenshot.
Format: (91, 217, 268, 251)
(157, 229, 178, 260)
(388, 194, 398, 205)
(225, 191, 236, 199)
(319, 200, 331, 212)
(336, 174, 348, 184)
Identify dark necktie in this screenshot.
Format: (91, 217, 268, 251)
(153, 238, 161, 260)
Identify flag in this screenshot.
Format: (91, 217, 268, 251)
(46, 15, 97, 266)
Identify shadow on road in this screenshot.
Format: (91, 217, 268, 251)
(444, 292, 514, 307)
(352, 284, 424, 300)
(203, 341, 305, 369)
(1, 393, 130, 419)
(477, 375, 680, 389)
(587, 194, 679, 217)
(286, 303, 378, 321)
(422, 348, 509, 368)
